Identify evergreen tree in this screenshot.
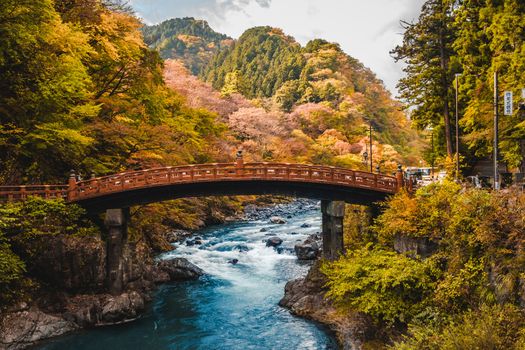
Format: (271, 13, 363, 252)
(391, 0, 458, 157)
(455, 0, 525, 168)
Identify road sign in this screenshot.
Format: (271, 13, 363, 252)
(504, 91, 513, 116)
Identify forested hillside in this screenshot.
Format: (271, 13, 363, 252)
(158, 23, 423, 170)
(392, 0, 525, 170)
(142, 17, 233, 75)
(0, 1, 225, 185)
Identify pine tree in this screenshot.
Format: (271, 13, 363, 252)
(391, 0, 458, 157)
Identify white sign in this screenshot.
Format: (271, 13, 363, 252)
(504, 91, 513, 116)
(522, 88, 525, 99)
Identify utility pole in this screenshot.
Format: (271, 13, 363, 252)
(494, 71, 499, 190)
(455, 74, 460, 181)
(369, 121, 373, 173)
(428, 126, 435, 180)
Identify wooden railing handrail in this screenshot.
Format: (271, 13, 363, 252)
(0, 162, 403, 204)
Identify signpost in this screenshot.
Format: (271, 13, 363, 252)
(504, 91, 513, 116)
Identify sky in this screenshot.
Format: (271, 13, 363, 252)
(129, 0, 426, 96)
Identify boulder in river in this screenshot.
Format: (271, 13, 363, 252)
(153, 258, 204, 283)
(270, 216, 286, 224)
(234, 245, 250, 252)
(266, 236, 283, 247)
(294, 241, 320, 260)
(294, 233, 322, 260)
(228, 259, 239, 265)
(0, 309, 78, 349)
(300, 223, 311, 228)
(260, 228, 268, 232)
(99, 291, 145, 325)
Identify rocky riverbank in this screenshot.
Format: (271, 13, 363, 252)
(0, 233, 203, 350)
(279, 261, 379, 350)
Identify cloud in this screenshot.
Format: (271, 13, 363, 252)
(130, 0, 272, 23)
(255, 0, 272, 7)
(130, 0, 423, 95)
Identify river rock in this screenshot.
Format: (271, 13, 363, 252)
(260, 228, 268, 232)
(234, 244, 250, 252)
(270, 216, 286, 224)
(294, 241, 320, 260)
(99, 292, 145, 324)
(228, 259, 239, 265)
(276, 247, 294, 254)
(154, 258, 204, 282)
(0, 309, 78, 350)
(266, 236, 283, 247)
(279, 261, 374, 349)
(165, 229, 192, 243)
(300, 223, 311, 228)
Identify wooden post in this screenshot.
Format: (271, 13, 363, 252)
(68, 170, 77, 201)
(236, 150, 244, 177)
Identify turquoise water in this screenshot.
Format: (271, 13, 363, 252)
(38, 203, 336, 350)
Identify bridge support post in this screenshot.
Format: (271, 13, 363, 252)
(104, 208, 129, 295)
(321, 200, 345, 260)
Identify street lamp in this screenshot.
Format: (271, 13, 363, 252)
(362, 151, 368, 166)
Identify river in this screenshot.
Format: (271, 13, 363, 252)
(37, 200, 337, 350)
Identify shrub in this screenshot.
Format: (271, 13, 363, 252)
(392, 304, 525, 350)
(0, 232, 26, 306)
(321, 245, 440, 324)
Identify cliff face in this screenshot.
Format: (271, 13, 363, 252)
(0, 234, 201, 350)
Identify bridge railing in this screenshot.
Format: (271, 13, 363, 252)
(0, 163, 401, 203)
(0, 185, 68, 203)
(68, 163, 399, 201)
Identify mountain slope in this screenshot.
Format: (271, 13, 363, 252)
(201, 28, 423, 164)
(142, 17, 233, 75)
(154, 22, 423, 169)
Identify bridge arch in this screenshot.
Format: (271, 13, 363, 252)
(67, 162, 401, 212)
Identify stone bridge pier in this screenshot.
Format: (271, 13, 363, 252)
(104, 208, 129, 295)
(321, 200, 345, 260)
(102, 200, 376, 292)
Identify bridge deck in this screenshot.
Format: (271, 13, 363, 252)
(0, 162, 401, 205)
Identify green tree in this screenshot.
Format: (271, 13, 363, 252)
(0, 0, 97, 183)
(391, 0, 458, 157)
(455, 0, 525, 168)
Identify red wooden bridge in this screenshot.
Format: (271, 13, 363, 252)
(0, 159, 408, 290)
(0, 160, 406, 212)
